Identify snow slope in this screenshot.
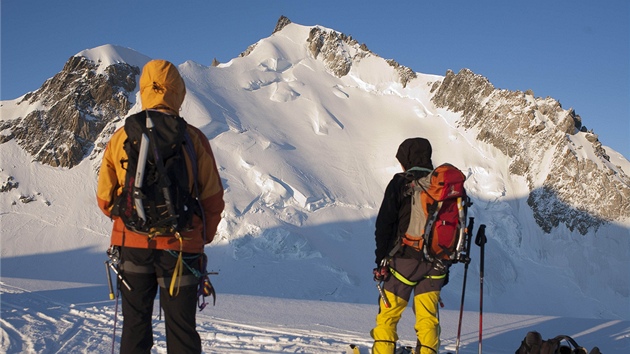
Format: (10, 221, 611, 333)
(2, 281, 627, 353)
(1, 23, 629, 353)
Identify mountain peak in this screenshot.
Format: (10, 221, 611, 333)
(273, 15, 292, 34)
(75, 44, 151, 75)
(0, 46, 142, 167)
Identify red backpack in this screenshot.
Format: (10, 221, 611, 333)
(403, 163, 470, 263)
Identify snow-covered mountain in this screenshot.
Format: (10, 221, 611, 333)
(1, 15, 628, 338)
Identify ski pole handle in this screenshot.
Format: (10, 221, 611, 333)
(376, 282, 391, 308)
(475, 224, 487, 247)
(466, 217, 474, 253)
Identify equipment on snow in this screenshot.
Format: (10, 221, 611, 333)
(475, 224, 487, 354)
(515, 331, 601, 354)
(348, 344, 361, 354)
(395, 346, 414, 354)
(112, 110, 200, 238)
(400, 164, 471, 267)
(455, 217, 475, 354)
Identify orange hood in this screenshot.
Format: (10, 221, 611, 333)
(139, 59, 186, 114)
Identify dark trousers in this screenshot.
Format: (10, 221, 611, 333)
(119, 247, 202, 354)
(384, 256, 446, 300)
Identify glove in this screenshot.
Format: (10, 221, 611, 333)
(373, 266, 389, 282)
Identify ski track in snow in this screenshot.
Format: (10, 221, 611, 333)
(0, 282, 372, 354)
(199, 319, 368, 353)
(1, 283, 114, 354)
(4, 279, 629, 353)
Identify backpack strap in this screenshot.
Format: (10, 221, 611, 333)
(387, 168, 432, 259)
(409, 167, 435, 202)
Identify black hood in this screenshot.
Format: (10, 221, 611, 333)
(395, 137, 433, 171)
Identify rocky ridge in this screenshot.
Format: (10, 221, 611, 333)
(271, 16, 417, 86)
(0, 55, 138, 168)
(305, 25, 416, 87)
(430, 68, 630, 233)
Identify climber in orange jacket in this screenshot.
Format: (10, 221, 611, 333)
(97, 59, 224, 353)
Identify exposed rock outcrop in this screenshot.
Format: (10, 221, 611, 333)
(431, 68, 630, 233)
(307, 27, 359, 77)
(273, 15, 292, 34)
(0, 56, 138, 168)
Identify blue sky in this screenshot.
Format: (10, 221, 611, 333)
(2, 0, 628, 157)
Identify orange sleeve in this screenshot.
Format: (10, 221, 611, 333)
(188, 126, 225, 243)
(96, 128, 127, 217)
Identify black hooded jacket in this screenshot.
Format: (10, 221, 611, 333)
(374, 138, 433, 265)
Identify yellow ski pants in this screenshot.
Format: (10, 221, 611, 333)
(371, 290, 441, 354)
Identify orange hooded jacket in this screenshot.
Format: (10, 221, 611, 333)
(96, 60, 224, 253)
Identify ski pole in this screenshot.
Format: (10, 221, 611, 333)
(455, 217, 474, 354)
(474, 224, 487, 354)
